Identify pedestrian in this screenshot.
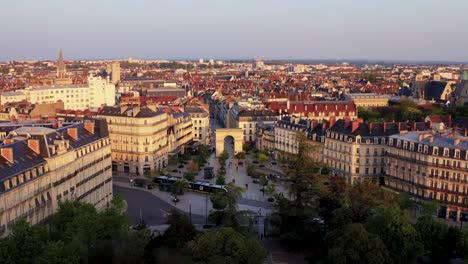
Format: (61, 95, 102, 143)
(245, 183, 248, 189)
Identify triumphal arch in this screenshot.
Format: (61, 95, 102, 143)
(215, 128, 243, 157)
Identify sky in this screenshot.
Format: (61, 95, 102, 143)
(1, 0, 467, 62)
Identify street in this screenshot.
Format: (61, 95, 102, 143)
(114, 185, 206, 225)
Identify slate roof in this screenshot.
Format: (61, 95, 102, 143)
(424, 81, 448, 101)
(328, 119, 429, 139)
(389, 132, 468, 159)
(98, 106, 166, 118)
(0, 119, 109, 185)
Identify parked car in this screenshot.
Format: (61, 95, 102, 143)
(271, 161, 277, 165)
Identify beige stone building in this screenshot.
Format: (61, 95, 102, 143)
(323, 119, 428, 184)
(385, 131, 468, 221)
(0, 120, 112, 237)
(344, 93, 390, 108)
(274, 116, 324, 162)
(98, 105, 193, 175)
(184, 106, 211, 145)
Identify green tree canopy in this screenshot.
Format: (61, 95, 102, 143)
(326, 223, 389, 264)
(187, 227, 267, 264)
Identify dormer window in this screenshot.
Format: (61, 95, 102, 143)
(397, 140, 401, 148)
(444, 148, 449, 157)
(424, 145, 429, 154)
(455, 150, 460, 159)
(410, 143, 414, 151)
(433, 147, 439, 155)
(418, 145, 422, 153)
(403, 141, 408, 149)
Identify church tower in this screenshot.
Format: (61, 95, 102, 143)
(54, 49, 72, 85)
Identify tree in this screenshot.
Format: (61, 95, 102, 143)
(215, 176, 226, 185)
(187, 160, 199, 175)
(209, 184, 244, 228)
(163, 209, 198, 249)
(171, 180, 188, 196)
(326, 223, 390, 264)
(366, 206, 423, 264)
(187, 227, 267, 264)
(235, 151, 246, 160)
(183, 172, 195, 181)
(416, 215, 460, 262)
(218, 151, 229, 166)
(36, 241, 80, 264)
(256, 152, 269, 164)
(271, 133, 324, 249)
(0, 219, 49, 264)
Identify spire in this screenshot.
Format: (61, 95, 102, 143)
(57, 48, 66, 79)
(59, 48, 63, 63)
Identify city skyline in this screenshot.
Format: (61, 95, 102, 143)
(1, 0, 468, 62)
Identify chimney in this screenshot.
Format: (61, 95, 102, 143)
(383, 122, 387, 132)
(352, 121, 360, 132)
(447, 115, 452, 127)
(454, 138, 461, 146)
(3, 139, 14, 145)
(398, 122, 401, 131)
(344, 118, 351, 128)
(413, 122, 417, 131)
(27, 139, 40, 154)
(1, 147, 14, 163)
(330, 117, 336, 128)
(322, 123, 327, 130)
(84, 121, 95, 134)
(312, 120, 318, 129)
(67, 127, 78, 140)
(368, 122, 373, 133)
(287, 100, 290, 110)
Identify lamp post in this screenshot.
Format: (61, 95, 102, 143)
(205, 193, 208, 225)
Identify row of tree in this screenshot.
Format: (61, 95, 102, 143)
(270, 133, 468, 263)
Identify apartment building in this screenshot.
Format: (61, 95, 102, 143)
(268, 100, 357, 121)
(98, 105, 193, 175)
(273, 116, 324, 162)
(0, 120, 112, 237)
(323, 119, 428, 184)
(227, 105, 277, 143)
(1, 76, 116, 111)
(344, 93, 390, 108)
(184, 106, 211, 145)
(385, 131, 468, 221)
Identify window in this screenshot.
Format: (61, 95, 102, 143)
(365, 168, 369, 175)
(444, 148, 449, 157)
(433, 148, 439, 155)
(355, 167, 360, 174)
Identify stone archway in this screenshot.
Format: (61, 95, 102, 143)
(215, 128, 243, 157)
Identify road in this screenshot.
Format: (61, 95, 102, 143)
(113, 185, 206, 226)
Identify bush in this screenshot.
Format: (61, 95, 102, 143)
(183, 172, 195, 181)
(216, 176, 226, 185)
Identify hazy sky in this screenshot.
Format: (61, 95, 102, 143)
(1, 0, 467, 61)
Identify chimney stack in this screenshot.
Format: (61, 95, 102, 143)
(383, 122, 387, 132)
(344, 118, 351, 128)
(329, 117, 336, 128)
(368, 122, 373, 132)
(84, 121, 95, 134)
(27, 139, 40, 154)
(413, 122, 417, 131)
(67, 127, 78, 140)
(352, 121, 360, 132)
(1, 147, 14, 163)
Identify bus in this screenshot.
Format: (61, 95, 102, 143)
(153, 176, 227, 194)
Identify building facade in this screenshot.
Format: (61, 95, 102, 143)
(323, 119, 428, 184)
(385, 132, 468, 221)
(0, 120, 112, 237)
(185, 106, 211, 145)
(344, 93, 390, 108)
(98, 105, 193, 175)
